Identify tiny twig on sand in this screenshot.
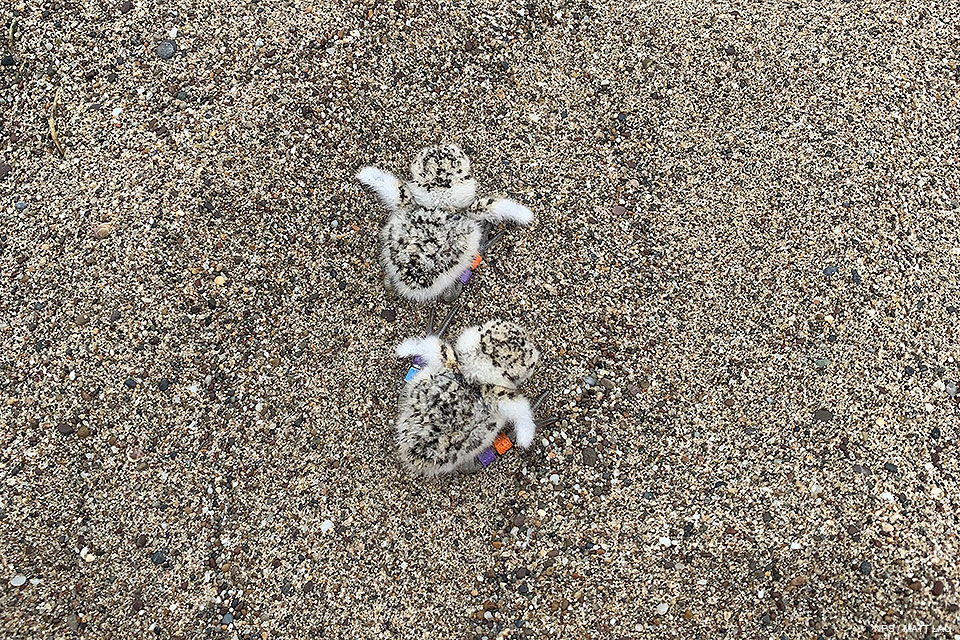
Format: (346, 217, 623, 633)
(8, 18, 17, 49)
(49, 89, 65, 158)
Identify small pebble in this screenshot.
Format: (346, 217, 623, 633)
(156, 40, 177, 60)
(859, 561, 872, 575)
(10, 575, 26, 587)
(320, 519, 334, 533)
(15, 201, 27, 211)
(93, 223, 113, 239)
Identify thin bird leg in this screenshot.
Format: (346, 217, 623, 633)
(534, 416, 559, 429)
(480, 230, 506, 253)
(436, 302, 459, 338)
(531, 390, 549, 413)
(424, 305, 436, 335)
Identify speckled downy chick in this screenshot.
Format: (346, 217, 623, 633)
(357, 144, 533, 303)
(394, 320, 542, 475)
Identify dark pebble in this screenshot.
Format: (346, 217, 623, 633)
(135, 534, 148, 548)
(883, 463, 898, 473)
(823, 266, 838, 276)
(612, 205, 626, 215)
(380, 308, 396, 323)
(516, 567, 529, 579)
(813, 408, 833, 422)
(110, 309, 121, 322)
(933, 580, 944, 596)
(57, 422, 75, 436)
(1, 55, 14, 67)
(150, 549, 168, 566)
(124, 377, 137, 389)
(904, 366, 915, 376)
(302, 581, 314, 593)
(851, 269, 861, 283)
(156, 40, 177, 60)
(120, 0, 133, 12)
(132, 598, 144, 612)
(581, 447, 598, 466)
(158, 378, 170, 392)
(724, 44, 737, 55)
(222, 613, 234, 624)
(930, 427, 940, 440)
(858, 560, 872, 575)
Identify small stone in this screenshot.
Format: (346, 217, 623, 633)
(908, 581, 921, 591)
(723, 44, 736, 55)
(15, 201, 28, 211)
(380, 308, 396, 323)
(76, 425, 91, 439)
(516, 567, 529, 579)
(214, 275, 226, 286)
(302, 581, 315, 593)
(93, 223, 112, 239)
(222, 613, 234, 624)
(150, 549, 168, 566)
(120, 0, 133, 12)
(132, 598, 144, 612)
(945, 382, 957, 398)
(124, 377, 137, 389)
(813, 408, 833, 422)
(814, 358, 831, 370)
(851, 269, 861, 283)
(933, 580, 944, 596)
(74, 314, 90, 326)
(158, 378, 170, 391)
(581, 447, 598, 466)
(1, 55, 14, 67)
(10, 575, 26, 587)
(930, 427, 941, 440)
(598, 379, 615, 391)
(66, 614, 79, 632)
(823, 266, 838, 276)
(809, 482, 823, 497)
(135, 534, 148, 548)
(57, 422, 75, 436)
(655, 602, 669, 615)
(156, 40, 177, 60)
(883, 463, 898, 473)
(858, 561, 872, 575)
(611, 205, 626, 215)
(320, 519, 334, 533)
(549, 474, 560, 484)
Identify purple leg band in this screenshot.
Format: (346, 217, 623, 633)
(477, 448, 496, 466)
